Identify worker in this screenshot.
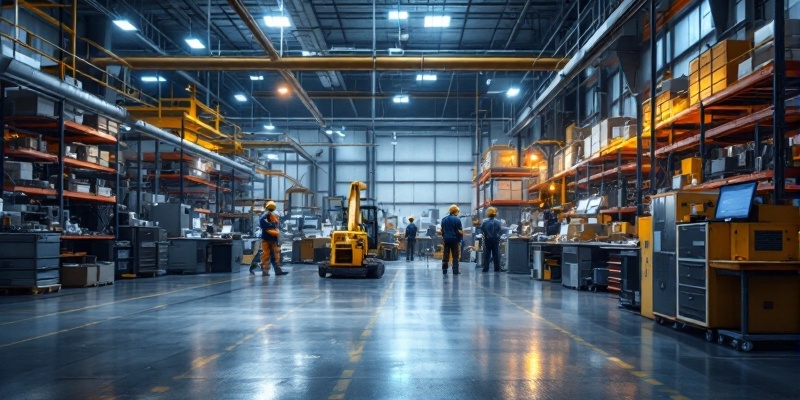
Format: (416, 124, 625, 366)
(481, 207, 505, 273)
(405, 216, 418, 261)
(440, 205, 463, 275)
(258, 201, 289, 276)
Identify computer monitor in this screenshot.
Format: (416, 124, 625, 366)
(714, 181, 758, 221)
(575, 199, 589, 215)
(585, 196, 603, 215)
(221, 225, 233, 234)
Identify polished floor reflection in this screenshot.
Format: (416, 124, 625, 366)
(1, 261, 799, 400)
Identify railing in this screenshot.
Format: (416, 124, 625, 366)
(0, 17, 158, 108)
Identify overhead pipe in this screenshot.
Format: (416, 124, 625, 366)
(91, 56, 570, 72)
(508, 0, 647, 136)
(226, 0, 325, 127)
(0, 55, 252, 174)
(253, 90, 483, 99)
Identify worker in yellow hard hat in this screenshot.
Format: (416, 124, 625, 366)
(255, 200, 289, 276)
(405, 216, 419, 261)
(440, 205, 463, 275)
(480, 207, 505, 273)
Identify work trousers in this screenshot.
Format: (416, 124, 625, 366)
(483, 240, 501, 271)
(260, 240, 281, 271)
(406, 239, 416, 260)
(442, 241, 460, 273)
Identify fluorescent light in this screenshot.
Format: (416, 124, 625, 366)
(424, 15, 450, 28)
(141, 76, 165, 82)
(250, 75, 264, 81)
(264, 15, 291, 27)
(324, 129, 333, 135)
(185, 38, 205, 49)
(113, 19, 137, 31)
(416, 74, 437, 81)
(234, 94, 247, 102)
(336, 131, 345, 137)
(277, 86, 290, 95)
(388, 11, 408, 20)
(266, 154, 279, 160)
(264, 123, 275, 130)
(301, 50, 316, 56)
(388, 47, 404, 55)
(393, 94, 409, 103)
(506, 87, 520, 97)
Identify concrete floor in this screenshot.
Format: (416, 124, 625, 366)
(1, 260, 799, 400)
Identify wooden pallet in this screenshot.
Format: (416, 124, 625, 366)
(97, 281, 114, 286)
(0, 284, 62, 296)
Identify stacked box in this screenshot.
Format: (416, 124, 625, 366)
(593, 117, 633, 150)
(82, 115, 120, 136)
(488, 180, 523, 201)
(564, 144, 578, 170)
(753, 19, 800, 46)
(96, 261, 115, 284)
(552, 150, 565, 175)
(481, 145, 518, 172)
(689, 40, 752, 105)
(3, 161, 33, 180)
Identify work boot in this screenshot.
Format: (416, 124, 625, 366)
(442, 265, 448, 275)
(249, 262, 257, 274)
(261, 264, 270, 276)
(273, 265, 289, 276)
(453, 267, 460, 275)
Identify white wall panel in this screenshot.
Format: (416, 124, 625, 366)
(434, 136, 473, 161)
(394, 165, 434, 182)
(335, 145, 368, 162)
(375, 165, 394, 181)
(395, 137, 435, 161)
(337, 166, 366, 183)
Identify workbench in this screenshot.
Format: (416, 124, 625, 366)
(708, 260, 800, 352)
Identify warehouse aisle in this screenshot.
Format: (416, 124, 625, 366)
(1, 261, 799, 400)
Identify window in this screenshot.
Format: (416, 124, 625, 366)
(609, 71, 622, 117)
(671, 1, 714, 59)
(700, 0, 714, 37)
(584, 86, 596, 118)
(735, 0, 746, 24)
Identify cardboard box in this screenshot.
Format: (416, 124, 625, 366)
(3, 88, 56, 116)
(622, 124, 639, 140)
(68, 183, 91, 193)
(583, 136, 593, 159)
(751, 43, 800, 69)
(96, 261, 115, 284)
(689, 40, 752, 104)
(754, 19, 800, 45)
(738, 57, 753, 78)
(99, 151, 111, 161)
(99, 159, 110, 167)
(95, 187, 113, 197)
(3, 161, 33, 180)
(60, 264, 98, 287)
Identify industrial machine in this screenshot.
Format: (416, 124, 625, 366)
(318, 182, 385, 278)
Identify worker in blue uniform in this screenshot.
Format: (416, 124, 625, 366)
(405, 216, 418, 261)
(440, 205, 463, 275)
(481, 207, 506, 273)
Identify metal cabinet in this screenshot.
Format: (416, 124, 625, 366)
(0, 233, 60, 287)
(210, 240, 243, 273)
(505, 237, 530, 274)
(562, 245, 605, 290)
(167, 239, 207, 274)
(119, 226, 167, 275)
(650, 191, 718, 322)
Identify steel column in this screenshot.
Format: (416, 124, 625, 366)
(648, 0, 657, 194)
(699, 103, 706, 183)
(774, 0, 786, 203)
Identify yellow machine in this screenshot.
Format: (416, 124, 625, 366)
(318, 181, 385, 278)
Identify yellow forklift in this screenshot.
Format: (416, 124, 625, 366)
(318, 181, 385, 278)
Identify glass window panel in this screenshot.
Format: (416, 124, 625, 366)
(688, 7, 700, 44)
(674, 17, 690, 56)
(701, 0, 714, 36)
(611, 72, 621, 100)
(736, 0, 745, 23)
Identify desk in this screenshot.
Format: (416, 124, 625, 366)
(168, 238, 244, 274)
(709, 260, 800, 351)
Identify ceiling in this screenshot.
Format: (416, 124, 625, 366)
(77, 0, 583, 135)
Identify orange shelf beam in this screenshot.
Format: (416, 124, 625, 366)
(63, 191, 116, 203)
(64, 158, 117, 173)
(3, 185, 57, 196)
(3, 148, 58, 162)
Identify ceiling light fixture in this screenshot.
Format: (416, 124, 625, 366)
(393, 94, 410, 103)
(336, 131, 345, 137)
(424, 15, 451, 28)
(250, 75, 264, 81)
(416, 73, 437, 81)
(388, 10, 408, 20)
(506, 87, 521, 97)
(264, 122, 275, 130)
(266, 154, 279, 160)
(264, 15, 291, 27)
(277, 86, 290, 95)
(388, 47, 404, 55)
(185, 38, 205, 49)
(324, 129, 333, 135)
(113, 19, 137, 31)
(234, 94, 247, 102)
(141, 76, 166, 82)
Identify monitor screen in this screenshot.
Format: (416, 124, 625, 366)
(585, 196, 603, 215)
(714, 181, 757, 220)
(575, 199, 589, 214)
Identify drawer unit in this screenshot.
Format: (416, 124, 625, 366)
(678, 285, 707, 324)
(678, 224, 707, 259)
(0, 257, 60, 270)
(0, 233, 61, 259)
(678, 260, 706, 287)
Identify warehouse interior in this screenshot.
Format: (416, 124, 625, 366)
(2, 0, 800, 398)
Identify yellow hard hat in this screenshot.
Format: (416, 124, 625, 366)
(486, 207, 498, 217)
(265, 200, 277, 211)
(449, 204, 460, 215)
(408, 216, 415, 222)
